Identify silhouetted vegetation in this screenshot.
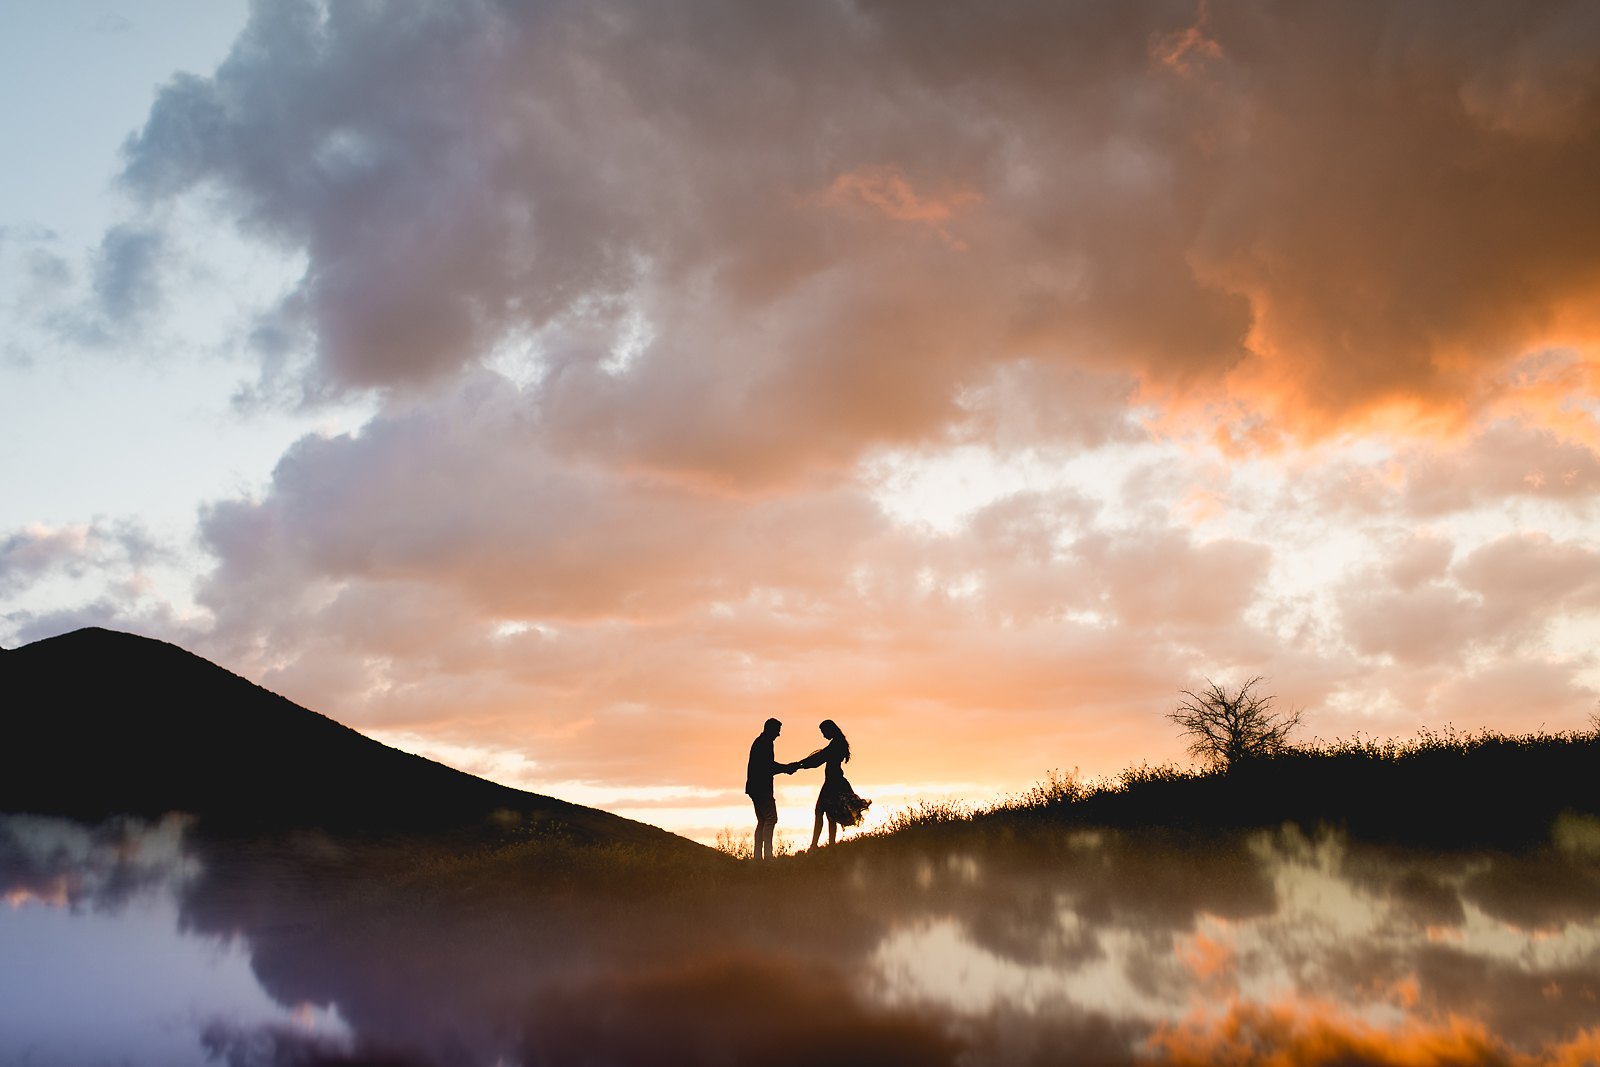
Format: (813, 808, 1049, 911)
(8, 627, 1600, 860)
(832, 678, 1596, 852)
(868, 725, 1600, 851)
(1167, 676, 1300, 770)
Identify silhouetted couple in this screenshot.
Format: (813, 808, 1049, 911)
(744, 717, 872, 859)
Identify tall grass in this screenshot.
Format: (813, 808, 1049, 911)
(711, 828, 795, 859)
(866, 725, 1600, 849)
(874, 798, 974, 834)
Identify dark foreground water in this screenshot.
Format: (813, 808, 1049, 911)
(3, 813, 1599, 1067)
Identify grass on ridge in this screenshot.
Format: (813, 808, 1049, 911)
(866, 725, 1600, 850)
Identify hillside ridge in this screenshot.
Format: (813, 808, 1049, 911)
(1, 627, 701, 851)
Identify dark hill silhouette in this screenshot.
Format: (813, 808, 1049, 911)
(0, 627, 702, 850)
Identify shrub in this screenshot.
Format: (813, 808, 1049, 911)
(1168, 677, 1300, 771)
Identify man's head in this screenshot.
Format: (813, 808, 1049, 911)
(762, 717, 782, 738)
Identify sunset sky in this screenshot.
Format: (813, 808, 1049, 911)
(5, 0, 1600, 842)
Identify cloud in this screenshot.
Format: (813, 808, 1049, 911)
(1075, 529, 1270, 631)
(0, 524, 100, 595)
(1402, 423, 1600, 517)
(1184, 4, 1600, 429)
(0, 814, 196, 915)
(818, 165, 983, 248)
(166, 348, 1600, 796)
(1454, 533, 1600, 614)
(1337, 531, 1600, 667)
(115, 1, 1600, 461)
(198, 1024, 405, 1067)
(45, 224, 169, 347)
(22, 247, 73, 300)
(173, 370, 1304, 789)
(1145, 997, 1600, 1066)
(5, 596, 203, 653)
(195, 372, 891, 628)
(0, 521, 188, 650)
(1384, 533, 1454, 592)
(1339, 582, 1482, 667)
(88, 224, 164, 328)
(1455, 4, 1600, 141)
(0, 521, 161, 597)
(46, 0, 1600, 816)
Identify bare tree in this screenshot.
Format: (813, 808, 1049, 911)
(1168, 677, 1300, 771)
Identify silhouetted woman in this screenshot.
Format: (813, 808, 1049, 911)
(797, 719, 871, 849)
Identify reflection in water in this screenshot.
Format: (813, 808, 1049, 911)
(3, 813, 1599, 1065)
(0, 816, 349, 1067)
(871, 827, 1600, 1062)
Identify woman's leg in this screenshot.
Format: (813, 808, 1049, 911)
(826, 813, 838, 845)
(811, 797, 825, 849)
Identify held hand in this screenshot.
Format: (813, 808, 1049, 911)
(783, 762, 800, 774)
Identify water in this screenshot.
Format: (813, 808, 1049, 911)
(0, 815, 347, 1066)
(3, 814, 1598, 1065)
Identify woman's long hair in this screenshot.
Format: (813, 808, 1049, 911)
(819, 719, 850, 763)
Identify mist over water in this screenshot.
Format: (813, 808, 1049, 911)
(3, 813, 1599, 1066)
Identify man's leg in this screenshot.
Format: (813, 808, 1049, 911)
(753, 795, 777, 859)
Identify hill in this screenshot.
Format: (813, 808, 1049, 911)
(0, 627, 703, 851)
(880, 729, 1600, 851)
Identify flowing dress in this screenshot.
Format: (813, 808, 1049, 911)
(800, 737, 872, 827)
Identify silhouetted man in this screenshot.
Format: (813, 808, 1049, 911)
(745, 717, 798, 859)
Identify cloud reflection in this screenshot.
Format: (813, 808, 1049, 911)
(0, 815, 350, 1067)
(867, 826, 1600, 1063)
(7, 817, 1600, 1065)
(0, 811, 197, 912)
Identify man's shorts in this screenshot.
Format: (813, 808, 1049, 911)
(749, 792, 777, 822)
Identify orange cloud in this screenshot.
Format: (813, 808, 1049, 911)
(1176, 926, 1235, 986)
(1152, 1, 1223, 76)
(819, 165, 982, 236)
(3, 879, 70, 909)
(1145, 998, 1600, 1067)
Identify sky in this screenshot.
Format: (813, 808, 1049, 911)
(4, 0, 1600, 843)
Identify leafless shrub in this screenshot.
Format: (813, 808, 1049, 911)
(1168, 676, 1300, 771)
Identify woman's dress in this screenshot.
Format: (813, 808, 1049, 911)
(802, 737, 872, 827)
